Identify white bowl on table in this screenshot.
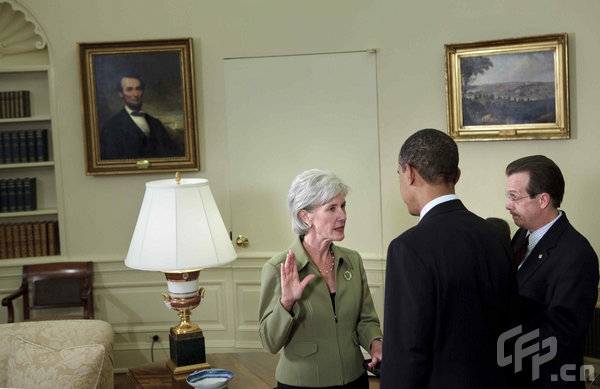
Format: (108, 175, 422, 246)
(186, 368, 234, 389)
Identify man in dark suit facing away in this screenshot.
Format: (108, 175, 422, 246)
(381, 128, 518, 389)
(505, 155, 598, 388)
(99, 73, 183, 160)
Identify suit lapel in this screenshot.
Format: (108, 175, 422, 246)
(516, 213, 569, 286)
(121, 109, 147, 139)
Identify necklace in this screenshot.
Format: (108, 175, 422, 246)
(317, 247, 335, 274)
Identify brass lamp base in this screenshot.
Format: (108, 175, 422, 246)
(166, 358, 211, 380)
(162, 271, 211, 379)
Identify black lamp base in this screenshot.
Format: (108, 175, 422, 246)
(167, 331, 211, 379)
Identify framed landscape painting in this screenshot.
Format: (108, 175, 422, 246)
(445, 34, 569, 141)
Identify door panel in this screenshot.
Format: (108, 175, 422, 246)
(224, 51, 381, 258)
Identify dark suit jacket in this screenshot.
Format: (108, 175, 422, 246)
(99, 108, 183, 160)
(381, 199, 518, 389)
(512, 212, 599, 389)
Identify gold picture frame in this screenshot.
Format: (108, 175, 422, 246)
(445, 33, 569, 141)
(78, 38, 199, 174)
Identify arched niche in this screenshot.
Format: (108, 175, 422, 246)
(0, 0, 48, 67)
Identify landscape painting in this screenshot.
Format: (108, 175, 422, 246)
(461, 51, 555, 126)
(445, 34, 570, 141)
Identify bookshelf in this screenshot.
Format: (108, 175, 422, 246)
(0, 2, 62, 261)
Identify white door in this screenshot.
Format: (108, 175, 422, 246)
(224, 51, 382, 259)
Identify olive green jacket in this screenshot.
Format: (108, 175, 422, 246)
(258, 237, 382, 387)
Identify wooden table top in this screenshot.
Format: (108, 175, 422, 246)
(127, 352, 280, 388)
(127, 351, 379, 388)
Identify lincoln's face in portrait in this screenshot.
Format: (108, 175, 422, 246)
(118, 76, 144, 111)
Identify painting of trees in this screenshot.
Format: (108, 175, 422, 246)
(460, 56, 493, 92)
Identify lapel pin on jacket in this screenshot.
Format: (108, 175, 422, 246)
(344, 270, 352, 281)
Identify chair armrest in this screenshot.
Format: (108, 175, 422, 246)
(1, 283, 26, 305)
(1, 283, 26, 323)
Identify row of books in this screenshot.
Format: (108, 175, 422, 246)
(0, 221, 59, 259)
(0, 177, 37, 213)
(0, 129, 48, 164)
(0, 90, 31, 119)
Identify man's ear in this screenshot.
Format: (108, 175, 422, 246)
(404, 164, 416, 185)
(455, 167, 461, 184)
(538, 193, 552, 209)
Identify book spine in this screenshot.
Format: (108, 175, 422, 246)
(12, 91, 18, 118)
(40, 221, 48, 256)
(18, 223, 27, 258)
(22, 177, 31, 211)
(18, 130, 27, 163)
(0, 224, 6, 259)
(6, 179, 16, 212)
(0, 91, 6, 119)
(47, 221, 57, 255)
(32, 222, 42, 257)
(31, 177, 37, 210)
(25, 223, 34, 257)
(24, 90, 31, 117)
(5, 223, 14, 258)
(26, 130, 36, 162)
(54, 221, 60, 255)
(8, 91, 15, 118)
(11, 91, 17, 118)
(0, 179, 7, 213)
(12, 224, 21, 258)
(35, 129, 48, 161)
(2, 131, 11, 163)
(0, 131, 4, 164)
(23, 177, 36, 211)
(17, 90, 24, 118)
(10, 131, 20, 163)
(14, 178, 23, 212)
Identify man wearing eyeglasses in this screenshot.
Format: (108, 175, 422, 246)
(505, 155, 598, 388)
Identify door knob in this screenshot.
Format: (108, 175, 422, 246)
(236, 235, 249, 247)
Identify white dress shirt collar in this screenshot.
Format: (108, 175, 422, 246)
(420, 194, 459, 220)
(518, 210, 563, 269)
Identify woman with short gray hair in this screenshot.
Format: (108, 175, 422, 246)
(259, 169, 383, 389)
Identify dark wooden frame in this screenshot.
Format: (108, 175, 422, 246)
(1, 261, 94, 322)
(78, 38, 199, 175)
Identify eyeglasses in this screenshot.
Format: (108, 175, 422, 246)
(505, 193, 536, 203)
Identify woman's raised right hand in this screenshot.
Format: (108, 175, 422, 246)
(279, 250, 315, 312)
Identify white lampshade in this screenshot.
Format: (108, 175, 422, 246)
(125, 178, 237, 272)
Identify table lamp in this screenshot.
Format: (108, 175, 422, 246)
(125, 173, 237, 378)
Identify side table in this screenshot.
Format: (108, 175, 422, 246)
(127, 352, 279, 388)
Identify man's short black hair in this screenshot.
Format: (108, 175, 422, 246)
(398, 128, 459, 185)
(116, 73, 145, 93)
(505, 155, 564, 208)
